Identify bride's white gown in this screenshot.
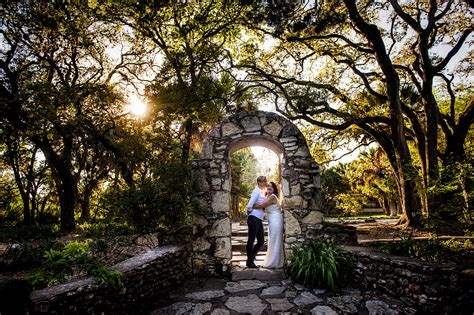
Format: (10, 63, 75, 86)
(263, 196, 284, 268)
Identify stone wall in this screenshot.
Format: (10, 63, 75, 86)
(345, 246, 474, 313)
(193, 110, 322, 276)
(29, 246, 188, 314)
(318, 222, 357, 245)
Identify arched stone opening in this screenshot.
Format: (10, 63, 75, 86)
(228, 139, 283, 268)
(192, 111, 322, 276)
(228, 136, 284, 219)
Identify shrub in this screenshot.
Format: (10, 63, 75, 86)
(0, 225, 57, 272)
(104, 162, 193, 233)
(28, 240, 123, 290)
(287, 240, 353, 291)
(428, 156, 473, 223)
(338, 193, 364, 216)
(321, 168, 350, 215)
(0, 224, 55, 243)
(76, 221, 133, 238)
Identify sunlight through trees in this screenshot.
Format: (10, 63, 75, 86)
(1, 0, 471, 232)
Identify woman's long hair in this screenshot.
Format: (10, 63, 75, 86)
(270, 181, 279, 197)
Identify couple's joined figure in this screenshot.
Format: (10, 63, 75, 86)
(245, 176, 284, 269)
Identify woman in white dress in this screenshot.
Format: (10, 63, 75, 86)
(254, 181, 284, 268)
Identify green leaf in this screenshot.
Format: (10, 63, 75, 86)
(287, 240, 354, 291)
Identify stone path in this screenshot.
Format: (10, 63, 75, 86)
(149, 268, 416, 314)
(150, 222, 416, 314)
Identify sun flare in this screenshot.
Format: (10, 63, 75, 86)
(128, 95, 147, 117)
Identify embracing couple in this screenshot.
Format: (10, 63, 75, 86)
(245, 175, 284, 269)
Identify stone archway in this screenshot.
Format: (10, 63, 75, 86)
(192, 111, 322, 275)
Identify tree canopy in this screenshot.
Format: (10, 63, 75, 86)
(1, 0, 472, 231)
(237, 0, 473, 225)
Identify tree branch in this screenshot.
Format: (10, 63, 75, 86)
(436, 73, 456, 128)
(434, 28, 472, 72)
(389, 0, 422, 32)
(287, 33, 374, 54)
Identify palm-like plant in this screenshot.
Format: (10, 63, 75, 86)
(287, 240, 353, 291)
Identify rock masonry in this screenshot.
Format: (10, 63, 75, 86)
(28, 246, 187, 314)
(150, 250, 473, 314)
(347, 245, 474, 314)
(151, 273, 415, 315)
(192, 110, 322, 276)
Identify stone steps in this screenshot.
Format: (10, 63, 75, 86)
(231, 222, 269, 268)
(231, 267, 286, 281)
(232, 236, 268, 252)
(231, 221, 286, 281)
(231, 231, 251, 237)
(231, 244, 268, 252)
(231, 222, 268, 236)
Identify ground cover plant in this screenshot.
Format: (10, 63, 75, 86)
(287, 240, 354, 291)
(28, 240, 123, 290)
(0, 225, 58, 273)
(0, 221, 162, 291)
(377, 234, 473, 265)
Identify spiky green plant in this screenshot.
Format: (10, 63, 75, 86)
(287, 240, 353, 291)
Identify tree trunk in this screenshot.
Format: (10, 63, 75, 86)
(443, 100, 474, 163)
(422, 83, 442, 218)
(36, 139, 78, 232)
(14, 173, 31, 226)
(423, 92, 439, 183)
(80, 199, 91, 222)
(389, 200, 398, 217)
(80, 176, 104, 223)
(6, 142, 31, 225)
(181, 118, 193, 162)
(21, 194, 31, 226)
(416, 147, 429, 219)
(396, 171, 421, 226)
(57, 176, 77, 232)
(120, 164, 135, 189)
(30, 191, 37, 225)
(381, 197, 390, 216)
(343, 0, 422, 225)
(39, 194, 49, 223)
(410, 121, 429, 217)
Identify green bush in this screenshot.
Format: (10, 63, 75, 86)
(321, 168, 350, 215)
(104, 162, 193, 233)
(0, 224, 55, 243)
(91, 266, 123, 288)
(0, 225, 57, 272)
(287, 240, 353, 291)
(338, 193, 364, 216)
(28, 240, 123, 290)
(76, 221, 133, 238)
(428, 156, 473, 223)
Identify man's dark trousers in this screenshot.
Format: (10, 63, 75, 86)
(246, 215, 264, 265)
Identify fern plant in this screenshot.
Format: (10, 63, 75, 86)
(287, 240, 353, 291)
(28, 240, 123, 289)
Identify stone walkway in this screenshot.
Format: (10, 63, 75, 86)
(149, 268, 416, 314)
(149, 222, 415, 314)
